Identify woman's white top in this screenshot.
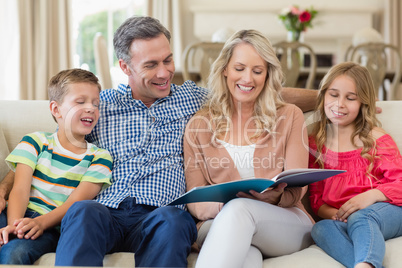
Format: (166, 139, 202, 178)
(218, 139, 256, 180)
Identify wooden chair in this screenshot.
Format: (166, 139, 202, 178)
(182, 42, 224, 87)
(346, 42, 402, 100)
(94, 33, 113, 89)
(273, 41, 317, 89)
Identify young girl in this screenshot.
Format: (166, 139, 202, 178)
(308, 62, 402, 268)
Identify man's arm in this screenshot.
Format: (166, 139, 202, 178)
(0, 170, 14, 213)
(281, 87, 318, 112)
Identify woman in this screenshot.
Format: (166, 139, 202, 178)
(183, 29, 314, 268)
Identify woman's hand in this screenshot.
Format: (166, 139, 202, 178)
(13, 216, 45, 240)
(236, 183, 287, 205)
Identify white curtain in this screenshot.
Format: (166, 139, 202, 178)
(384, 0, 402, 51)
(146, 0, 183, 69)
(18, 0, 73, 100)
(0, 0, 19, 100)
(384, 0, 402, 99)
(384, 0, 402, 63)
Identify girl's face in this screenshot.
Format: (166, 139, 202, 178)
(223, 42, 267, 107)
(324, 75, 361, 128)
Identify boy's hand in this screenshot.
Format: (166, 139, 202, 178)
(14, 217, 45, 240)
(0, 225, 17, 246)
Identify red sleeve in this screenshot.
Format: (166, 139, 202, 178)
(373, 135, 402, 206)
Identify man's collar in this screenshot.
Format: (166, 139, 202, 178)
(120, 83, 176, 106)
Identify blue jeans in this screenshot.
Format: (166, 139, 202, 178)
(0, 209, 60, 264)
(312, 202, 402, 268)
(55, 198, 197, 267)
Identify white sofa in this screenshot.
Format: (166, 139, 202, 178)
(0, 100, 402, 267)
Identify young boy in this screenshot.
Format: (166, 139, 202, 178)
(0, 69, 112, 264)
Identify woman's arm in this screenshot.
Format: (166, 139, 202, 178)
(238, 106, 309, 207)
(277, 106, 309, 207)
(183, 118, 223, 221)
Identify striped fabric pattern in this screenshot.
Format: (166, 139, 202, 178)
(88, 81, 208, 209)
(6, 132, 112, 215)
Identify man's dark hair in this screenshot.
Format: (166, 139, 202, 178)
(113, 16, 171, 64)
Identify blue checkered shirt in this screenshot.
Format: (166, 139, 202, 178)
(88, 81, 208, 209)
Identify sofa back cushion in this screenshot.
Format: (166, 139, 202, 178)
(0, 126, 10, 182)
(0, 100, 57, 152)
(376, 101, 402, 152)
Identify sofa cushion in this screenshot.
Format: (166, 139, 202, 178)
(0, 100, 57, 152)
(35, 252, 135, 267)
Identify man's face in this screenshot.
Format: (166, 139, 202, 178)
(120, 34, 175, 107)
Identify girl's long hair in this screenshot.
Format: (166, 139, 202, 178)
(198, 29, 285, 141)
(313, 62, 380, 176)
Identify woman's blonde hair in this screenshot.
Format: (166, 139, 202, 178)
(313, 62, 380, 175)
(199, 29, 285, 140)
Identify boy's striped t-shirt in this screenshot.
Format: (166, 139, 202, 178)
(6, 131, 112, 215)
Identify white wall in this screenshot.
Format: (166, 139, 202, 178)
(181, 0, 385, 65)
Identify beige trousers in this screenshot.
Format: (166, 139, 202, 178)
(196, 198, 313, 268)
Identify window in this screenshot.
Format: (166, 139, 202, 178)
(71, 0, 146, 87)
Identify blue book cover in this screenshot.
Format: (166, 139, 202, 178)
(168, 169, 345, 206)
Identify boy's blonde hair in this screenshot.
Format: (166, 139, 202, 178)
(313, 62, 380, 176)
(48, 69, 101, 122)
(48, 68, 101, 103)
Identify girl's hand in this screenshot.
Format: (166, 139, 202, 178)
(13, 217, 45, 240)
(335, 189, 387, 221)
(0, 225, 17, 246)
(236, 183, 287, 205)
(331, 211, 347, 222)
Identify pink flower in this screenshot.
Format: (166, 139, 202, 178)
(290, 6, 301, 15)
(299, 11, 311, 22)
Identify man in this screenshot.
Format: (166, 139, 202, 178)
(0, 16, 319, 267)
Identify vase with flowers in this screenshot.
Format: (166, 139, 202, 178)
(278, 5, 318, 42)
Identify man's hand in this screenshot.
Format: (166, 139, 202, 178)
(0, 197, 6, 214)
(0, 171, 15, 213)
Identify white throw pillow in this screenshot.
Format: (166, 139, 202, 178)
(0, 126, 10, 182)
